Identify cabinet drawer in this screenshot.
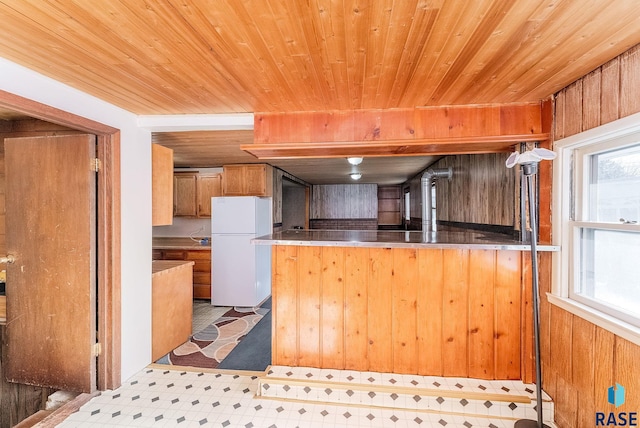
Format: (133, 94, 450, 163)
(193, 271, 211, 286)
(185, 250, 211, 260)
(162, 250, 187, 260)
(191, 259, 211, 272)
(152, 249, 163, 260)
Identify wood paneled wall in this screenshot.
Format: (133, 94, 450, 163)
(544, 44, 640, 427)
(405, 153, 517, 230)
(310, 184, 377, 219)
(272, 245, 533, 380)
(433, 153, 516, 226)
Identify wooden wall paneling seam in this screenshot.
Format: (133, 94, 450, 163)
(297, 246, 321, 368)
(367, 248, 394, 373)
(468, 249, 495, 380)
(344, 247, 369, 371)
(391, 248, 419, 374)
(320, 246, 345, 369)
(620, 45, 640, 117)
(494, 251, 522, 380)
(600, 57, 621, 125)
(417, 248, 444, 375)
(441, 248, 469, 377)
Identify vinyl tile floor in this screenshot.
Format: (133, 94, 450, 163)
(55, 367, 534, 428)
(191, 300, 230, 334)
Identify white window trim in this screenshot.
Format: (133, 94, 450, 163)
(552, 110, 640, 347)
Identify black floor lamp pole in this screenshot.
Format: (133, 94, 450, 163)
(515, 162, 550, 428)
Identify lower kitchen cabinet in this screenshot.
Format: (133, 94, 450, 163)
(153, 247, 212, 299)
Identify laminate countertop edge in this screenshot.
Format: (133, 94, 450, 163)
(253, 230, 560, 251)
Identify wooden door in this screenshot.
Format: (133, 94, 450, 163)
(4, 134, 97, 393)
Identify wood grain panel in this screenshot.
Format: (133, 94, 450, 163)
(432, 153, 516, 227)
(614, 337, 640, 412)
(417, 248, 444, 375)
(320, 247, 345, 369)
(547, 43, 640, 428)
(549, 304, 573, 384)
(311, 184, 378, 219)
(570, 316, 595, 393)
(620, 45, 640, 118)
(391, 248, 418, 374)
(600, 58, 621, 125)
(582, 69, 601, 130)
(344, 247, 369, 371)
(271, 245, 530, 379)
(520, 252, 534, 383)
(441, 249, 469, 377)
(495, 251, 521, 379)
(563, 81, 583, 137)
(272, 245, 298, 366)
(468, 250, 495, 379)
(367, 248, 394, 373)
(296, 246, 322, 368)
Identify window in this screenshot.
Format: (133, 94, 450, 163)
(554, 113, 640, 338)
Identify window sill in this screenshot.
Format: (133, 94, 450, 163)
(547, 294, 640, 346)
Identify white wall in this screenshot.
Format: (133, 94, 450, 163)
(0, 58, 152, 382)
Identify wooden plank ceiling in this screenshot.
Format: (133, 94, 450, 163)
(1, 0, 640, 183)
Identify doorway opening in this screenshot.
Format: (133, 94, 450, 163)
(0, 89, 121, 392)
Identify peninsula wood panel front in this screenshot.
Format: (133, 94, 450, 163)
(272, 245, 529, 379)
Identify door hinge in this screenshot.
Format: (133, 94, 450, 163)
(93, 342, 102, 357)
(92, 158, 101, 172)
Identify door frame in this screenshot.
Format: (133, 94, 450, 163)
(0, 89, 121, 390)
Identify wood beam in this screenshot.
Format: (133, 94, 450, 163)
(244, 103, 548, 158)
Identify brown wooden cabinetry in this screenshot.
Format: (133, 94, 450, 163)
(152, 144, 174, 225)
(222, 164, 273, 196)
(378, 185, 402, 226)
(153, 248, 212, 299)
(173, 172, 222, 217)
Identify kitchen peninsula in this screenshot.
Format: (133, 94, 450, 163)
(255, 229, 559, 382)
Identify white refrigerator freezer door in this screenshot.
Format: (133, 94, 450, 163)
(211, 196, 257, 234)
(211, 233, 258, 307)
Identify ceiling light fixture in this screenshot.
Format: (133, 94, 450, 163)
(350, 173, 362, 180)
(347, 157, 363, 166)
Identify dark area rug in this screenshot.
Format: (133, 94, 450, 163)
(217, 309, 271, 371)
(156, 306, 268, 369)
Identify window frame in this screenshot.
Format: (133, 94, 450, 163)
(552, 111, 640, 345)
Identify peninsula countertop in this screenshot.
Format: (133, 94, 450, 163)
(253, 229, 560, 251)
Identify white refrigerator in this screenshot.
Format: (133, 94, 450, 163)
(211, 196, 272, 307)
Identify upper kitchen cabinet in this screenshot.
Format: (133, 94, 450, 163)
(174, 172, 222, 218)
(223, 164, 273, 196)
(152, 144, 174, 226)
(196, 174, 222, 217)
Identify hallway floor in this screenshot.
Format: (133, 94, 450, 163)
(55, 365, 552, 428)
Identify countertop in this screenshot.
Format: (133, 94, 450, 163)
(152, 260, 195, 275)
(253, 229, 560, 251)
(153, 237, 211, 250)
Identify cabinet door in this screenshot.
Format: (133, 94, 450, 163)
(197, 174, 222, 217)
(174, 173, 197, 216)
(244, 164, 267, 195)
(222, 165, 245, 196)
(152, 144, 173, 226)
